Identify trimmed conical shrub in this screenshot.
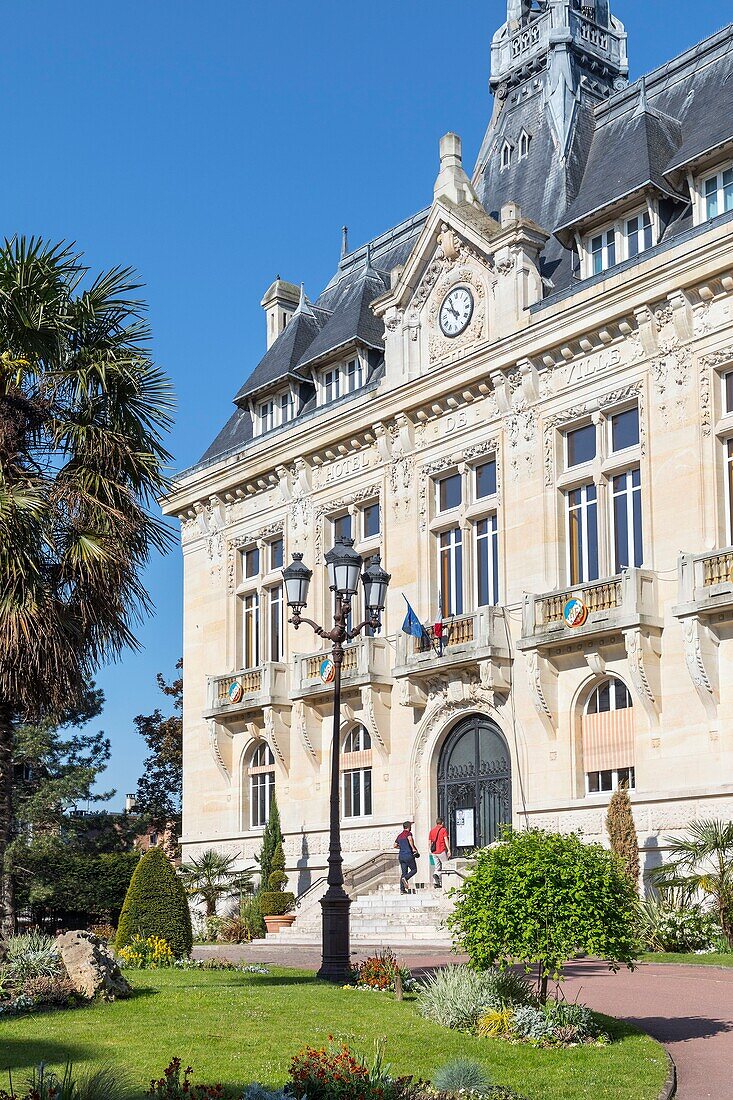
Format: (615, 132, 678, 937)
(115, 846, 193, 957)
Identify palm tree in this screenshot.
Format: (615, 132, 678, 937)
(0, 237, 174, 937)
(180, 850, 255, 917)
(651, 818, 733, 947)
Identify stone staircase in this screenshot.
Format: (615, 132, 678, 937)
(259, 883, 455, 947)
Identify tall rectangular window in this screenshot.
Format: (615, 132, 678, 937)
(342, 768, 372, 818)
(270, 538, 284, 571)
(323, 368, 341, 404)
(437, 472, 462, 512)
(259, 400, 275, 432)
(705, 167, 733, 220)
(476, 516, 499, 607)
(439, 527, 463, 616)
(243, 593, 260, 669)
(475, 460, 497, 499)
(362, 502, 380, 539)
(625, 212, 653, 257)
(333, 513, 352, 543)
(724, 371, 733, 415)
(346, 359, 363, 393)
(590, 228, 616, 274)
(612, 468, 643, 571)
(269, 584, 283, 661)
(567, 484, 599, 585)
(280, 391, 294, 424)
(242, 546, 260, 579)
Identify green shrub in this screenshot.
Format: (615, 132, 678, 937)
(417, 965, 534, 1030)
(449, 828, 640, 1001)
(638, 895, 718, 952)
(259, 891, 295, 917)
(237, 894, 266, 939)
(433, 1057, 492, 1094)
(115, 847, 192, 958)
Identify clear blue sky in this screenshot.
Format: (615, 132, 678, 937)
(6, 1, 727, 807)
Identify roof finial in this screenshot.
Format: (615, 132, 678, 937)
(341, 226, 349, 259)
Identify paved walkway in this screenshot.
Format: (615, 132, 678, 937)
(194, 944, 733, 1100)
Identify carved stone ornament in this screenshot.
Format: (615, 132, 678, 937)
(623, 628, 660, 729)
(681, 617, 719, 730)
(207, 719, 231, 784)
(313, 484, 381, 564)
(543, 380, 645, 487)
(700, 349, 733, 437)
(653, 346, 692, 428)
(418, 455, 456, 531)
(292, 700, 318, 766)
(524, 650, 558, 737)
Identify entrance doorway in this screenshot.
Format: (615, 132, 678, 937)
(437, 714, 512, 856)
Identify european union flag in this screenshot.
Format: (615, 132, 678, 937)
(401, 596, 425, 639)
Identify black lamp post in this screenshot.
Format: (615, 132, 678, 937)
(282, 538, 391, 983)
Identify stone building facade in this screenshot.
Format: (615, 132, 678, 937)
(164, 1, 733, 888)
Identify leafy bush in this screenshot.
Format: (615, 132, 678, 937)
(145, 1059, 224, 1098)
(354, 950, 414, 993)
(505, 1001, 604, 1046)
(449, 828, 640, 1001)
(638, 895, 719, 952)
(117, 934, 175, 969)
(115, 847, 192, 958)
(511, 1005, 554, 1043)
(241, 1088, 287, 1100)
(417, 965, 534, 1030)
(288, 1041, 419, 1100)
(89, 922, 116, 942)
(3, 933, 62, 983)
(432, 1058, 492, 1094)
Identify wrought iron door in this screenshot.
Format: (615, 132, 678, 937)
(437, 715, 511, 855)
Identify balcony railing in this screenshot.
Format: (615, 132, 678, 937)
(206, 662, 288, 716)
(394, 607, 511, 679)
(291, 635, 392, 700)
(675, 548, 733, 619)
(519, 569, 659, 652)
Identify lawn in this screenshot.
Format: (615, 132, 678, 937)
(0, 968, 668, 1100)
(641, 951, 733, 967)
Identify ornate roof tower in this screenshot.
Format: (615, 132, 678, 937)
(473, 0, 628, 285)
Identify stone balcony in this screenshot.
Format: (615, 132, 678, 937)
(674, 547, 733, 623)
(392, 608, 512, 704)
(672, 548, 733, 724)
(517, 569, 661, 657)
(291, 635, 392, 702)
(204, 662, 288, 719)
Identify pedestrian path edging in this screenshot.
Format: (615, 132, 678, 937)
(656, 1051, 677, 1100)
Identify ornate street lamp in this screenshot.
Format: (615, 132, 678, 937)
(282, 537, 390, 983)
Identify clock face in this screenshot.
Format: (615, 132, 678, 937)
(439, 286, 474, 338)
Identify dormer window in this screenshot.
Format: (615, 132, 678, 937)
(318, 357, 365, 407)
(518, 131, 531, 159)
(501, 141, 513, 170)
(703, 164, 733, 221)
(255, 388, 295, 436)
(583, 206, 657, 278)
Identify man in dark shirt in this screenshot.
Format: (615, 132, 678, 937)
(394, 820, 418, 894)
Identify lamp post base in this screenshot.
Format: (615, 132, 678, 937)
(316, 888, 352, 984)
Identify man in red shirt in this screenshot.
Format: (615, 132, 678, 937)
(428, 816, 451, 889)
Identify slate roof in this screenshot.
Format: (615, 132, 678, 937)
(195, 18, 733, 471)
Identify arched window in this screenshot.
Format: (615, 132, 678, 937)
(501, 141, 513, 170)
(341, 724, 372, 818)
(518, 130, 531, 159)
(582, 677, 635, 795)
(248, 742, 275, 828)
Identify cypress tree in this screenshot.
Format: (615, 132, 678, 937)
(256, 796, 283, 889)
(115, 846, 193, 957)
(606, 786, 640, 891)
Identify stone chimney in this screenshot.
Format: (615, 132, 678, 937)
(261, 277, 300, 349)
(434, 133, 480, 207)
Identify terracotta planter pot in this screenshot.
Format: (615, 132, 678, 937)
(263, 913, 296, 934)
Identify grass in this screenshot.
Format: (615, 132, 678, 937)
(0, 968, 668, 1100)
(641, 951, 733, 967)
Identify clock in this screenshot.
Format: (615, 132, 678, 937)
(439, 286, 474, 338)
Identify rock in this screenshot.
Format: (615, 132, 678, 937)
(55, 930, 132, 1001)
